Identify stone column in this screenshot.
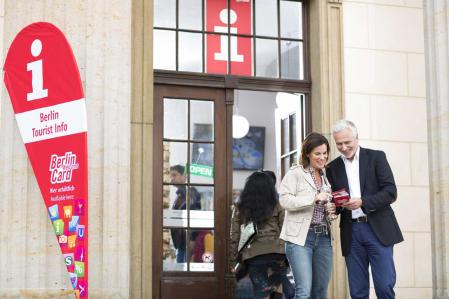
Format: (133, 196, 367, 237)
(309, 0, 347, 298)
(423, 2, 449, 298)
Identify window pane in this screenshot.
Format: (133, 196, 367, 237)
(205, 33, 229, 75)
(191, 100, 214, 141)
(230, 36, 253, 76)
(154, 30, 176, 70)
(280, 1, 302, 39)
(179, 0, 203, 30)
(282, 157, 290, 177)
(190, 186, 214, 227)
(289, 113, 297, 151)
(154, 0, 176, 28)
(164, 98, 188, 140)
(281, 118, 289, 155)
(163, 185, 189, 227)
(190, 143, 214, 184)
(205, 0, 229, 33)
(179, 32, 203, 72)
(255, 0, 278, 37)
(163, 142, 188, 184)
(230, 0, 252, 35)
(189, 229, 215, 272)
(281, 40, 303, 80)
(255, 38, 279, 78)
(292, 152, 298, 167)
(163, 228, 188, 271)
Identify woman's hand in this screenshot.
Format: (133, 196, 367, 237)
(315, 192, 331, 204)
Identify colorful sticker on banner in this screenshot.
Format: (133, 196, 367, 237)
(75, 246, 85, 262)
(3, 22, 88, 298)
(206, 0, 252, 75)
(77, 225, 85, 240)
(64, 253, 74, 265)
(63, 205, 73, 219)
(48, 204, 59, 221)
(74, 199, 85, 215)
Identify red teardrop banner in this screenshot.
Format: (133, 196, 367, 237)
(3, 22, 88, 298)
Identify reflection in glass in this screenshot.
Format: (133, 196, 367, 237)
(179, 32, 203, 72)
(190, 143, 214, 184)
(255, 0, 278, 37)
(154, 30, 176, 70)
(164, 99, 188, 140)
(280, 1, 302, 39)
(154, 0, 176, 28)
(163, 142, 188, 184)
(281, 40, 303, 80)
(163, 228, 188, 271)
(190, 229, 214, 272)
(190, 186, 214, 228)
(179, 0, 202, 30)
(191, 100, 214, 142)
(256, 38, 279, 78)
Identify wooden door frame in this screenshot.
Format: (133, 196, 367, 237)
(152, 84, 230, 299)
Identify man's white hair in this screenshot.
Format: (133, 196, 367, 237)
(332, 119, 358, 138)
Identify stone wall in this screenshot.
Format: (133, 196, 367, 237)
(343, 0, 431, 298)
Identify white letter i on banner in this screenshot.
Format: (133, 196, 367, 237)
(27, 39, 48, 101)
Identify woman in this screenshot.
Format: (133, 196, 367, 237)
(279, 132, 336, 299)
(230, 170, 294, 299)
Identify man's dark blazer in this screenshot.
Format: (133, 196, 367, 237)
(326, 147, 404, 257)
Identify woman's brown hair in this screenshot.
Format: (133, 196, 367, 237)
(300, 132, 330, 168)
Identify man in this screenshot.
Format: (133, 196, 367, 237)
(326, 120, 403, 299)
(169, 165, 201, 263)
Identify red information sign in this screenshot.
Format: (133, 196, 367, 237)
(3, 22, 88, 298)
(206, 0, 252, 75)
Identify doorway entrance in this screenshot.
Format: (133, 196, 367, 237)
(153, 84, 308, 298)
(152, 84, 228, 299)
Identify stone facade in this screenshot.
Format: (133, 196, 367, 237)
(0, 0, 447, 298)
(423, 1, 449, 298)
(343, 0, 432, 298)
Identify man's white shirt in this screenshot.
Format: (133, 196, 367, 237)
(341, 147, 366, 219)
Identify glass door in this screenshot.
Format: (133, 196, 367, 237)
(153, 85, 227, 299)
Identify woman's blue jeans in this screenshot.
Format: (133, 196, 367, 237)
(285, 230, 333, 299)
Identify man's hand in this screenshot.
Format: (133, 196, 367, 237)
(342, 198, 362, 210)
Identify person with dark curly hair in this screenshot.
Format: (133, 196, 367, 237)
(230, 170, 294, 299)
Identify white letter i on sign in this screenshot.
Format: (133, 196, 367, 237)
(27, 39, 48, 101)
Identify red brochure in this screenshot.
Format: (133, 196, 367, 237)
(331, 189, 350, 207)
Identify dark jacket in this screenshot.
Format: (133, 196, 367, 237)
(171, 186, 201, 250)
(229, 203, 285, 267)
(326, 147, 404, 257)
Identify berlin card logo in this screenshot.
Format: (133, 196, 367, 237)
(49, 152, 79, 184)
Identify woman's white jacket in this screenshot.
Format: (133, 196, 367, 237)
(279, 164, 332, 246)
